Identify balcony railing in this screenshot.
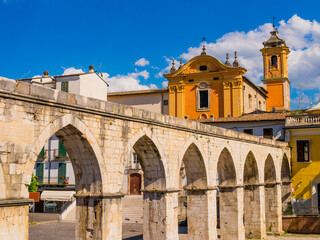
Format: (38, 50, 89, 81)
(285, 114, 320, 127)
(36, 176, 70, 185)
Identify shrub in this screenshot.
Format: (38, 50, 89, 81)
(28, 174, 39, 192)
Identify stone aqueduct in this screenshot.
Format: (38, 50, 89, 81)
(0, 78, 291, 240)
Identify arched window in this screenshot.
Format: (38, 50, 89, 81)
(271, 55, 278, 69)
(259, 101, 261, 110)
(199, 113, 208, 119)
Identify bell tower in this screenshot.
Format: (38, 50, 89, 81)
(260, 26, 290, 111)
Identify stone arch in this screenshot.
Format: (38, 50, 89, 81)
(23, 114, 109, 239)
(133, 134, 166, 189)
(281, 153, 291, 181)
(0, 164, 5, 199)
(217, 147, 237, 186)
(264, 154, 276, 183)
(243, 151, 264, 238)
(281, 153, 291, 214)
(244, 151, 259, 185)
(121, 128, 167, 183)
(178, 137, 208, 189)
(23, 114, 106, 193)
(182, 143, 207, 189)
(264, 154, 280, 233)
(217, 147, 242, 239)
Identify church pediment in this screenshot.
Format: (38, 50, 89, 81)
(165, 55, 246, 77)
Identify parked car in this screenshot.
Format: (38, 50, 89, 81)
(44, 201, 58, 212)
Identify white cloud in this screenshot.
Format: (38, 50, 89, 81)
(157, 15, 320, 92)
(135, 58, 150, 67)
(62, 67, 84, 75)
(155, 56, 173, 78)
(162, 81, 168, 88)
(102, 70, 157, 92)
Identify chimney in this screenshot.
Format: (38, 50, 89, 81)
(43, 71, 49, 77)
(89, 65, 95, 73)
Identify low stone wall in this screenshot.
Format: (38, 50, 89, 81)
(283, 216, 320, 234)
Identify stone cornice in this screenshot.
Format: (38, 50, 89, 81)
(0, 199, 33, 207)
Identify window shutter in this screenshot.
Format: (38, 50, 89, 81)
(61, 81, 69, 92)
(38, 147, 45, 157)
(297, 141, 304, 162)
(58, 163, 67, 184)
(59, 141, 67, 156)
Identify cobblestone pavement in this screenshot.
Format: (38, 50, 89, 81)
(267, 234, 320, 239)
(29, 217, 320, 240)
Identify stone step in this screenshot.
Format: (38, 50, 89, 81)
(122, 195, 143, 223)
(59, 195, 144, 223)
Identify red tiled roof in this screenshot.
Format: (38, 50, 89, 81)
(198, 111, 291, 123)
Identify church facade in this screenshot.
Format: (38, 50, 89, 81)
(164, 28, 290, 120)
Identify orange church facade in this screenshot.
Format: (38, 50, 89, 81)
(164, 29, 290, 120)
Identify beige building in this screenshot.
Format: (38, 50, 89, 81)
(108, 89, 169, 114)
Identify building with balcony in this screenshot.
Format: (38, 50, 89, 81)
(285, 103, 320, 214)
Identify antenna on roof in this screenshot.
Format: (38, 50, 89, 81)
(298, 82, 304, 110)
(98, 63, 102, 73)
(309, 97, 312, 108)
(20, 70, 31, 79)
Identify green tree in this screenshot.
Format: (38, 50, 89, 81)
(28, 174, 39, 192)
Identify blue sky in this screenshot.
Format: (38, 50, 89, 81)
(1, 0, 320, 109)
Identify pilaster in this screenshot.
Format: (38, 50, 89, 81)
(176, 85, 185, 118)
(231, 80, 243, 117)
(168, 86, 176, 117)
(223, 81, 231, 117)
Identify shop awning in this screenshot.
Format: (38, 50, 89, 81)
(40, 190, 75, 201)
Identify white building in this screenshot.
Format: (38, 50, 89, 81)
(19, 65, 108, 101)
